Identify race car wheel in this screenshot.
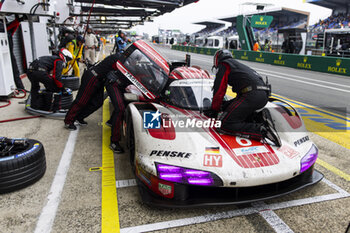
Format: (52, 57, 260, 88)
(61, 76, 80, 91)
(0, 139, 46, 194)
(127, 118, 136, 169)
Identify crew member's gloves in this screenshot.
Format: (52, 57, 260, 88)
(203, 109, 218, 119)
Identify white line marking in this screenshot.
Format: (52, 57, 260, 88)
(259, 209, 294, 233)
(269, 192, 349, 211)
(320, 177, 349, 195)
(258, 71, 350, 93)
(187, 57, 350, 93)
(34, 128, 80, 233)
(252, 201, 294, 233)
(253, 68, 348, 88)
(119, 178, 350, 233)
(120, 207, 257, 233)
(116, 179, 137, 188)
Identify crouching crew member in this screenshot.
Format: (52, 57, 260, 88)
(204, 49, 281, 146)
(104, 71, 130, 153)
(27, 49, 73, 109)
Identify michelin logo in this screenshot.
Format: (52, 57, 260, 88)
(143, 110, 161, 129)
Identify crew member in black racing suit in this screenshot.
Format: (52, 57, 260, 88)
(104, 71, 130, 153)
(64, 52, 129, 153)
(64, 53, 122, 129)
(204, 49, 281, 146)
(27, 48, 73, 109)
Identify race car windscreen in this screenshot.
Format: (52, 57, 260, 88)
(166, 79, 214, 110)
(122, 48, 168, 97)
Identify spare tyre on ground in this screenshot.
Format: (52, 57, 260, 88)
(0, 137, 46, 193)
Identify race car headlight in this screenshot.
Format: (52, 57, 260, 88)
(156, 163, 222, 186)
(300, 144, 318, 173)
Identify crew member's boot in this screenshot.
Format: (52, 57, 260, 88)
(110, 141, 124, 154)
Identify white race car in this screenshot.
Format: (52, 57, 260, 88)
(118, 40, 323, 207)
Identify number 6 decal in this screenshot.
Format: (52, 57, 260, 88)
(236, 137, 252, 146)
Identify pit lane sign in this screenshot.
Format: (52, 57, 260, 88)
(251, 15, 273, 28)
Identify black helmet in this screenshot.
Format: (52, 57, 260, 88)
(213, 49, 233, 68)
(76, 35, 85, 42)
(118, 30, 125, 36)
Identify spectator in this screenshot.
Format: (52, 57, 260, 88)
(84, 27, 99, 64)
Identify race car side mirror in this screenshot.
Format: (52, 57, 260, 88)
(186, 54, 191, 67)
(169, 60, 187, 72)
(124, 93, 139, 102)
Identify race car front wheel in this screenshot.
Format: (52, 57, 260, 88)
(0, 138, 46, 193)
(127, 118, 136, 169)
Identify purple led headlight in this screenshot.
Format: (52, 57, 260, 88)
(300, 144, 318, 173)
(156, 163, 215, 186)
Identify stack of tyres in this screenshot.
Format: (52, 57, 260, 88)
(61, 76, 80, 91)
(25, 88, 73, 118)
(52, 90, 73, 111)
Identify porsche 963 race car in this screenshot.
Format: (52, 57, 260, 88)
(116, 40, 323, 207)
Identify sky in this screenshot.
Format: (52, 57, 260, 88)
(132, 0, 332, 36)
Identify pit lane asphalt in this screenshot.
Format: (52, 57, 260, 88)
(0, 44, 349, 233)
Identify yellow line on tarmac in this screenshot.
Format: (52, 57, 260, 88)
(272, 93, 350, 121)
(102, 99, 120, 233)
(317, 159, 350, 181)
(271, 93, 350, 150)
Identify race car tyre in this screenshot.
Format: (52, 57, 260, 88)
(0, 139, 46, 194)
(126, 115, 136, 168)
(62, 76, 80, 91)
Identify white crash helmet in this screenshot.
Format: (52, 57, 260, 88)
(59, 48, 73, 64)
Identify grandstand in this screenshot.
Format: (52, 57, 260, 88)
(193, 20, 227, 36)
(309, 0, 350, 32)
(307, 0, 350, 12)
(218, 7, 310, 49)
(308, 0, 350, 57)
(219, 7, 310, 33)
